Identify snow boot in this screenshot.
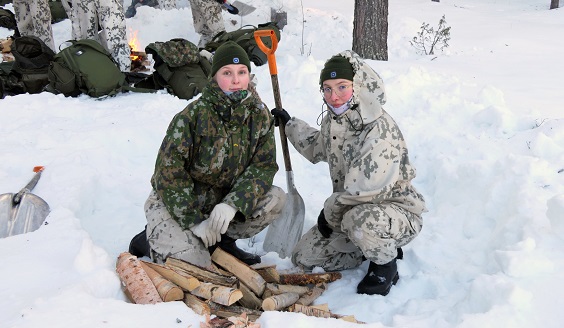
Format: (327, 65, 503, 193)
(128, 226, 151, 258)
(356, 259, 399, 296)
(212, 235, 261, 266)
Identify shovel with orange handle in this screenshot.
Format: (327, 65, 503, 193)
(254, 30, 305, 258)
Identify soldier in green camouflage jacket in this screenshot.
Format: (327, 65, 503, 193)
(271, 50, 427, 296)
(141, 41, 285, 268)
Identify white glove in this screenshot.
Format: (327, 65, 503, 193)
(209, 203, 237, 235)
(189, 219, 220, 248)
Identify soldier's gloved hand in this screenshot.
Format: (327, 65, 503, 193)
(271, 108, 291, 127)
(209, 203, 237, 235)
(317, 209, 333, 238)
(190, 219, 220, 248)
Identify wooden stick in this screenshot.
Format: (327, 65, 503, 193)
(115, 252, 162, 304)
(165, 257, 237, 287)
(295, 284, 326, 306)
(142, 260, 200, 292)
(237, 281, 263, 310)
(279, 272, 342, 285)
(190, 282, 243, 306)
(211, 248, 266, 297)
(288, 303, 365, 324)
(265, 283, 310, 296)
(139, 262, 184, 302)
(261, 292, 300, 311)
(208, 302, 263, 322)
(252, 264, 280, 283)
(183, 294, 211, 316)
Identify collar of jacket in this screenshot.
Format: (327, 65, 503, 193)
(202, 81, 258, 124)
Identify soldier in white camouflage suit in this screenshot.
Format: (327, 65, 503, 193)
(129, 41, 286, 269)
(12, 0, 55, 51)
(65, 0, 131, 71)
(189, 0, 225, 48)
(271, 50, 427, 296)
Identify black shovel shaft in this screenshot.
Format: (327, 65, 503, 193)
(13, 169, 43, 205)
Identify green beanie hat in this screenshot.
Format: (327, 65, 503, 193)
(319, 55, 354, 85)
(211, 41, 251, 77)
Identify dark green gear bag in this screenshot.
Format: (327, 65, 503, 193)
(47, 39, 128, 98)
(204, 22, 281, 67)
(135, 38, 211, 101)
(0, 7, 16, 30)
(9, 35, 55, 94)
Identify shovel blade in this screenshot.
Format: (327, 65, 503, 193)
(0, 192, 50, 238)
(232, 0, 256, 16)
(263, 189, 305, 258)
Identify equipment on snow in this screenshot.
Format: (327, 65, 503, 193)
(0, 166, 50, 238)
(227, 1, 256, 16)
(254, 30, 305, 259)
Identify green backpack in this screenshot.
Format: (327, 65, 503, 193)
(135, 38, 211, 101)
(204, 22, 281, 67)
(10, 35, 55, 94)
(47, 39, 128, 98)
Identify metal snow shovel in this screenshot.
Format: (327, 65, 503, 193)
(254, 30, 305, 258)
(0, 166, 50, 238)
(223, 1, 256, 16)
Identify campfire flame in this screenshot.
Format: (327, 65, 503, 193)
(129, 29, 140, 61)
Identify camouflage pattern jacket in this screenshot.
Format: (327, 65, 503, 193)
(285, 50, 426, 226)
(151, 81, 278, 229)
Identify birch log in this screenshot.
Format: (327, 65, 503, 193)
(190, 282, 243, 306)
(116, 252, 162, 304)
(261, 292, 300, 311)
(211, 248, 266, 296)
(279, 272, 342, 285)
(140, 262, 184, 302)
(142, 260, 200, 292)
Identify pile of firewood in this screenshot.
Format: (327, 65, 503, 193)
(116, 248, 364, 326)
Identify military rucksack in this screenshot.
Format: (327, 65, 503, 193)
(0, 7, 16, 30)
(135, 38, 211, 101)
(10, 35, 55, 94)
(47, 39, 129, 98)
(204, 22, 281, 67)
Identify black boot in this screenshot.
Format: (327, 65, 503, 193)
(128, 226, 151, 258)
(356, 259, 399, 296)
(215, 235, 261, 266)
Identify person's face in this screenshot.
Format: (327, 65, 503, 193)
(215, 64, 250, 92)
(321, 78, 353, 108)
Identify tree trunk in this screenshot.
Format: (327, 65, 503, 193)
(550, 0, 559, 9)
(353, 0, 388, 60)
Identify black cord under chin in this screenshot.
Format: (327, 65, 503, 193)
(317, 103, 329, 126)
(344, 104, 364, 135)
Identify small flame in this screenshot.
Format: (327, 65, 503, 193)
(129, 29, 140, 60)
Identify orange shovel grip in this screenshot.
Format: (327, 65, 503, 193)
(254, 30, 278, 75)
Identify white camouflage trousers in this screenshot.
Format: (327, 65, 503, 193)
(292, 202, 423, 271)
(13, 0, 55, 51)
(188, 0, 225, 48)
(67, 0, 131, 71)
(157, 0, 176, 10)
(145, 186, 286, 269)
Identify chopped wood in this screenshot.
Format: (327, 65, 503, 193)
(252, 264, 280, 283)
(183, 293, 211, 316)
(191, 282, 243, 306)
(236, 281, 263, 310)
(165, 257, 237, 287)
(208, 302, 263, 322)
(279, 272, 342, 285)
(295, 284, 327, 306)
(140, 261, 184, 302)
(288, 303, 365, 324)
(261, 292, 300, 311)
(116, 252, 162, 304)
(265, 283, 310, 296)
(142, 260, 200, 292)
(211, 248, 266, 297)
